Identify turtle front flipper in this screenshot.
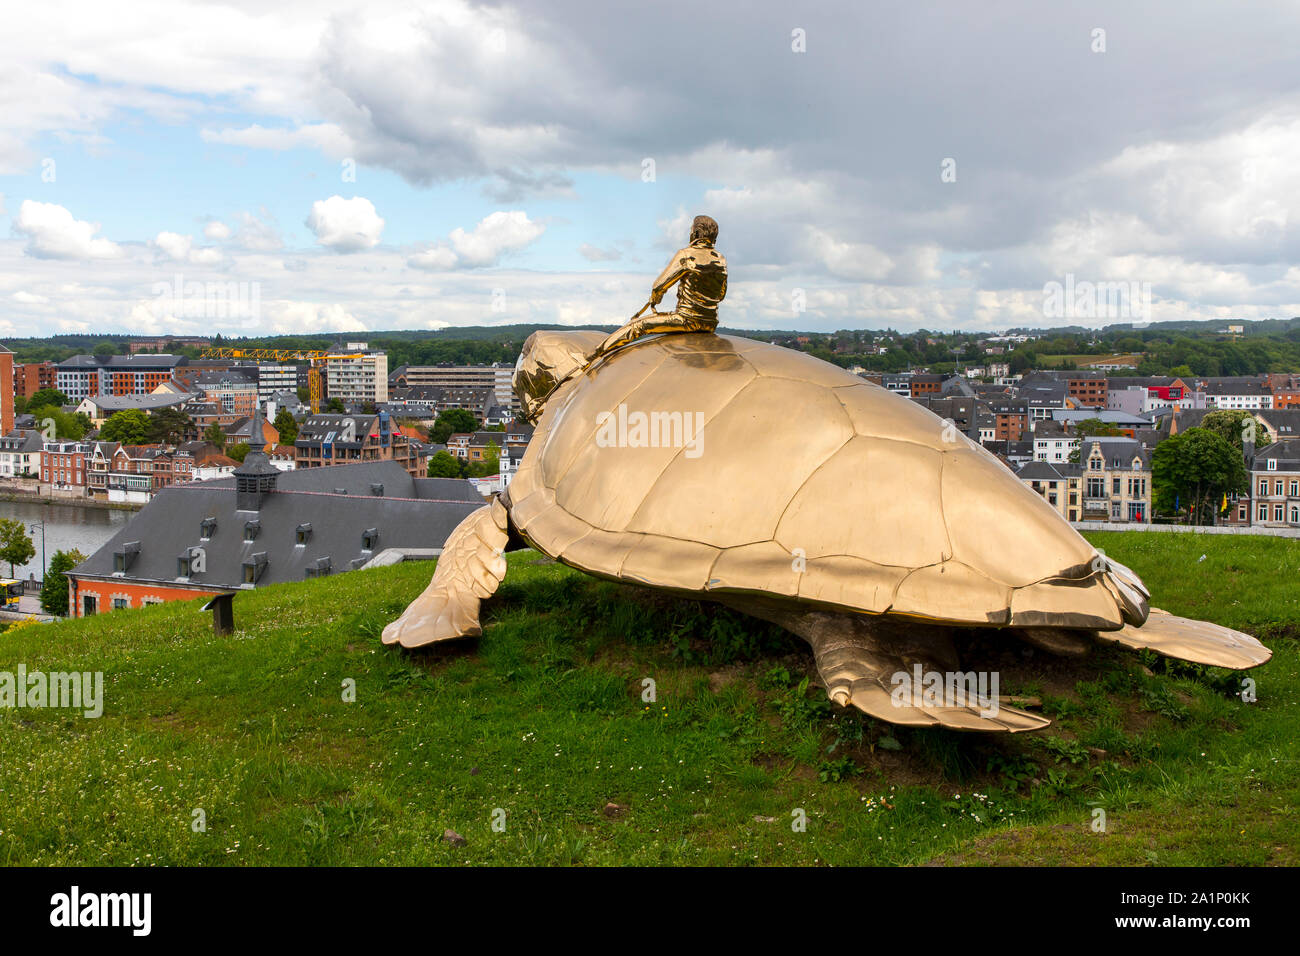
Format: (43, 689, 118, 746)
(382, 499, 510, 649)
(1093, 608, 1271, 670)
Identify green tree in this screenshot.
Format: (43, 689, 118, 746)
(28, 388, 68, 409)
(92, 342, 118, 357)
(228, 443, 250, 463)
(1200, 409, 1260, 452)
(148, 407, 194, 444)
(431, 408, 480, 444)
(204, 423, 225, 447)
(427, 450, 465, 478)
(28, 405, 86, 440)
(98, 408, 152, 444)
(1075, 418, 1125, 438)
(40, 549, 86, 616)
(0, 519, 36, 577)
(1151, 428, 1249, 525)
(325, 398, 345, 413)
(273, 408, 298, 444)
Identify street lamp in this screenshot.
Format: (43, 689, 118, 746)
(28, 519, 46, 586)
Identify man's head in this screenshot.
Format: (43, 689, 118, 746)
(689, 215, 718, 246)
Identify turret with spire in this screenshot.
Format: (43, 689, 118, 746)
(233, 404, 279, 511)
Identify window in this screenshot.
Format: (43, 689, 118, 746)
(1260, 479, 1269, 496)
(113, 597, 129, 610)
(1292, 481, 1299, 497)
(201, 517, 217, 538)
(1268, 459, 1277, 471)
(244, 520, 261, 541)
(1112, 477, 1121, 495)
(296, 523, 312, 544)
(1259, 504, 1268, 521)
(1275, 504, 1285, 522)
(1292, 507, 1299, 525)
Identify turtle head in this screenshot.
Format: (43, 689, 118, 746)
(514, 330, 607, 424)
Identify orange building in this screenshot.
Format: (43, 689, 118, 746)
(0, 344, 12, 436)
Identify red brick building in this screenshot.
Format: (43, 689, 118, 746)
(14, 361, 57, 399)
(40, 440, 92, 491)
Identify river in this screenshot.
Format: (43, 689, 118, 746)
(0, 500, 135, 582)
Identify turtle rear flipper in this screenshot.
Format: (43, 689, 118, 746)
(733, 603, 1050, 733)
(1094, 608, 1271, 670)
(382, 499, 510, 649)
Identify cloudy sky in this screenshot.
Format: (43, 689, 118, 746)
(2, 0, 1299, 338)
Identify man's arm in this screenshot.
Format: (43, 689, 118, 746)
(649, 249, 689, 305)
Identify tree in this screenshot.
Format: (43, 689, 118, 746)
(148, 407, 195, 444)
(28, 388, 68, 409)
(470, 441, 501, 478)
(273, 408, 298, 444)
(1075, 418, 1125, 438)
(92, 342, 118, 357)
(0, 519, 35, 577)
(204, 423, 225, 447)
(1151, 428, 1249, 525)
(28, 404, 86, 440)
(228, 443, 250, 463)
(427, 450, 465, 478)
(325, 398, 345, 413)
(40, 549, 86, 616)
(431, 408, 480, 444)
(99, 408, 152, 444)
(1200, 409, 1260, 452)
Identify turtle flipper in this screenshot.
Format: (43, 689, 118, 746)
(730, 603, 1049, 733)
(382, 499, 510, 649)
(1094, 608, 1271, 670)
(807, 621, 1050, 733)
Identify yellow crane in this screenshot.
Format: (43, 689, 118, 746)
(200, 348, 362, 413)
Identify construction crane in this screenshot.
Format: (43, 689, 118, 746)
(200, 347, 362, 413)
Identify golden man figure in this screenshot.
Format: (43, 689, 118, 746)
(590, 214, 727, 359)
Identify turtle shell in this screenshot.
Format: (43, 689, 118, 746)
(507, 333, 1137, 630)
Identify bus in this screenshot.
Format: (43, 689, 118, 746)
(0, 579, 23, 608)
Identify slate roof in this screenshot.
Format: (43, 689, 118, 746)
(1252, 440, 1300, 471)
(1017, 460, 1081, 481)
(72, 461, 483, 589)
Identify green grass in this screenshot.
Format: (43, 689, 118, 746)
(0, 531, 1296, 866)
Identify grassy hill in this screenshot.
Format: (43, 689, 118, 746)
(1, 531, 1296, 866)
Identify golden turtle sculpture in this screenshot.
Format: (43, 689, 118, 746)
(383, 329, 1270, 732)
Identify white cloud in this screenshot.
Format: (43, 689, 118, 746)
(448, 210, 544, 267)
(13, 200, 122, 259)
(407, 246, 458, 271)
(12, 290, 48, 304)
(579, 242, 622, 262)
(151, 229, 224, 265)
(233, 210, 283, 252)
(152, 230, 192, 261)
(200, 122, 352, 155)
(203, 220, 231, 240)
(306, 195, 384, 252)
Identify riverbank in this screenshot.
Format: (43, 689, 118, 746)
(0, 491, 142, 513)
